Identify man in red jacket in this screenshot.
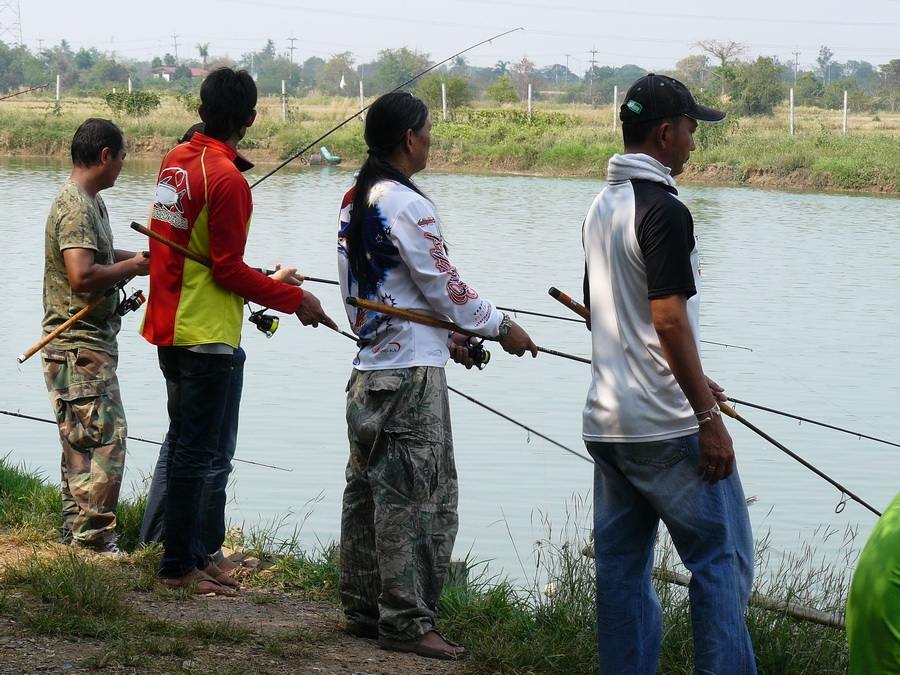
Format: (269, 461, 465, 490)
(141, 67, 336, 594)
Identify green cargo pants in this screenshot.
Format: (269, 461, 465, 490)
(340, 366, 459, 641)
(42, 347, 126, 546)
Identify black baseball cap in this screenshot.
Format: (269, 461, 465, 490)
(179, 122, 255, 172)
(620, 74, 725, 124)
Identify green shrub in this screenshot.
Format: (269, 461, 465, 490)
(104, 91, 161, 117)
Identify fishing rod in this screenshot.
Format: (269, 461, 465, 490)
(325, 313, 592, 461)
(248, 27, 524, 189)
(544, 289, 881, 515)
(719, 402, 881, 517)
(17, 270, 147, 364)
(130, 223, 337, 286)
(336, 300, 882, 516)
(130, 223, 357, 342)
(548, 286, 898, 451)
(447, 385, 592, 463)
(0, 82, 49, 102)
(548, 287, 754, 352)
(0, 409, 292, 472)
(496, 306, 583, 323)
(727, 397, 900, 450)
(346, 297, 591, 365)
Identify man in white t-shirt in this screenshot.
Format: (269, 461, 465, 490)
(582, 75, 756, 674)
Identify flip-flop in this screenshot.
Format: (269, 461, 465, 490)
(160, 571, 237, 597)
(203, 562, 240, 589)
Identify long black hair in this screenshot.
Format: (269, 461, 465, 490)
(346, 92, 429, 291)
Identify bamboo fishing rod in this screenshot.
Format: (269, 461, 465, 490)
(17, 275, 138, 364)
(548, 287, 753, 352)
(130, 223, 357, 342)
(719, 402, 882, 517)
(0, 409, 292, 472)
(0, 82, 49, 102)
(130, 223, 337, 286)
(346, 297, 591, 365)
(248, 27, 524, 189)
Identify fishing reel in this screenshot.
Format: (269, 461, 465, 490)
(248, 305, 279, 338)
(467, 338, 491, 371)
(116, 288, 146, 316)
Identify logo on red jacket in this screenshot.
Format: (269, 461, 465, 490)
(152, 167, 192, 230)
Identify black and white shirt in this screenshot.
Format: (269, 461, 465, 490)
(582, 153, 701, 442)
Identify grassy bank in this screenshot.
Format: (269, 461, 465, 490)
(1, 94, 899, 193)
(0, 458, 851, 673)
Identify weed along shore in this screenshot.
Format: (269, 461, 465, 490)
(1, 96, 898, 194)
(0, 459, 853, 673)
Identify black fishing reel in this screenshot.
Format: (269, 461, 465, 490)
(467, 338, 491, 371)
(116, 288, 146, 316)
(248, 306, 279, 338)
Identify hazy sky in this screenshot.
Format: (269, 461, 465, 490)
(11, 0, 900, 72)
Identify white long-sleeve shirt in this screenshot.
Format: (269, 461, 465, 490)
(337, 179, 502, 370)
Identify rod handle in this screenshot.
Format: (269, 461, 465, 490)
(719, 401, 739, 419)
(548, 286, 591, 321)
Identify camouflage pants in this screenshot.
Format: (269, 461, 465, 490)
(42, 347, 126, 546)
(340, 366, 459, 641)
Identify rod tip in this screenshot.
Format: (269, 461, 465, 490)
(548, 287, 560, 298)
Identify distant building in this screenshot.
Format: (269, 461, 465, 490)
(151, 66, 209, 82)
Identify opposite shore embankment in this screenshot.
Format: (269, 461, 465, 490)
(1, 99, 898, 194)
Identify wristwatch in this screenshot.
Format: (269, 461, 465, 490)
(498, 312, 512, 340)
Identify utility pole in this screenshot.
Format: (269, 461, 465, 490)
(0, 0, 23, 47)
(171, 34, 179, 62)
(588, 48, 599, 105)
(287, 36, 297, 64)
(793, 49, 800, 85)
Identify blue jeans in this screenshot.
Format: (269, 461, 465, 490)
(587, 433, 756, 675)
(139, 348, 245, 561)
(152, 347, 244, 578)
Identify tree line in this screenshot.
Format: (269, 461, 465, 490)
(1, 38, 898, 115)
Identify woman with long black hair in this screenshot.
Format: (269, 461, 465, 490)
(337, 92, 536, 660)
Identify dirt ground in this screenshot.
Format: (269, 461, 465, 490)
(0, 541, 466, 675)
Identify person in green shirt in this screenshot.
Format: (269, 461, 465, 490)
(846, 492, 900, 674)
(41, 118, 149, 555)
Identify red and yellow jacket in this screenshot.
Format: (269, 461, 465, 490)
(141, 133, 303, 348)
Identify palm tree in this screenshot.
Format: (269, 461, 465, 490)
(196, 43, 209, 69)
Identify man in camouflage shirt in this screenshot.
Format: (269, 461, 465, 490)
(42, 118, 149, 555)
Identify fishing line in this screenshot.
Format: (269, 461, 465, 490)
(0, 409, 292, 473)
(248, 27, 524, 189)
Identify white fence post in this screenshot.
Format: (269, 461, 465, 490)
(789, 88, 795, 136)
(842, 90, 848, 134)
(613, 84, 618, 132)
(527, 83, 532, 119)
(441, 81, 447, 121)
(127, 78, 132, 93)
(281, 80, 287, 122)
